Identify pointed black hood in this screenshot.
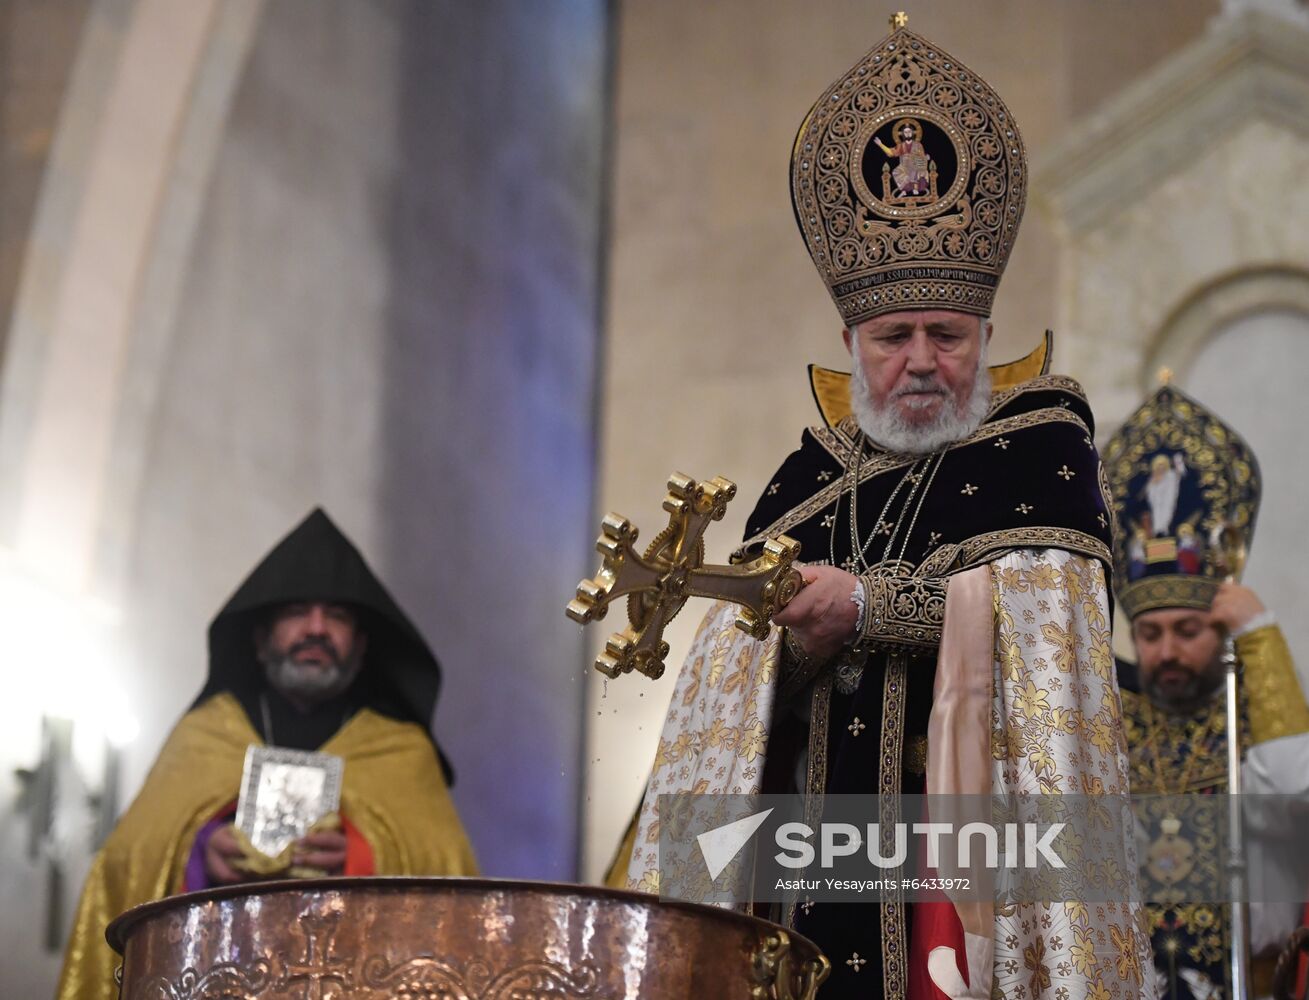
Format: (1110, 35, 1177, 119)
(195, 507, 452, 780)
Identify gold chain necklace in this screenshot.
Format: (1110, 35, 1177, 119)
(838, 431, 945, 575)
(885, 451, 945, 566)
(839, 433, 919, 571)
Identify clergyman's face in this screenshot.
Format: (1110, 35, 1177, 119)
(845, 309, 989, 429)
(1131, 607, 1224, 711)
(256, 601, 367, 705)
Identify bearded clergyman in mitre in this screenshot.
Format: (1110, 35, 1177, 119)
(613, 17, 1154, 1000)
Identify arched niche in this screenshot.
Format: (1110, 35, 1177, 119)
(1165, 292, 1309, 686)
(1033, 9, 1309, 434)
(1143, 267, 1309, 394)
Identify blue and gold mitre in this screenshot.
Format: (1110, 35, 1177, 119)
(1103, 383, 1260, 619)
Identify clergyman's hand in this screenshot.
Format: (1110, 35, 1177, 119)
(772, 564, 860, 664)
(293, 829, 348, 876)
(1208, 581, 1267, 635)
(204, 824, 259, 886)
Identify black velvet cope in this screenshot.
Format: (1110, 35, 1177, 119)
(744, 376, 1113, 999)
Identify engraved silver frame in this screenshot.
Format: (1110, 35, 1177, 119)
(235, 745, 343, 857)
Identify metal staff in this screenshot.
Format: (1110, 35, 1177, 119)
(1213, 521, 1251, 1000)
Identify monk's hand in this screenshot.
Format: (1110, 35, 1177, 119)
(205, 824, 258, 886)
(772, 564, 860, 663)
(293, 829, 348, 876)
(1209, 581, 1266, 635)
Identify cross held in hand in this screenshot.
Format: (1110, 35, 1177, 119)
(566, 472, 803, 680)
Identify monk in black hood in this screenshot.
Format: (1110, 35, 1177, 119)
(200, 507, 454, 772)
(57, 509, 478, 1000)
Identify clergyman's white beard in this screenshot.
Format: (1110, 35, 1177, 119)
(261, 644, 364, 702)
(850, 341, 992, 455)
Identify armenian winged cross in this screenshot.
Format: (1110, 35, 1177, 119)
(566, 473, 803, 680)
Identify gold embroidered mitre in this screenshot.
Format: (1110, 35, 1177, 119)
(1103, 384, 1261, 619)
(790, 19, 1027, 325)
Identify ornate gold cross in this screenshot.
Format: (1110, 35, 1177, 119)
(566, 473, 803, 680)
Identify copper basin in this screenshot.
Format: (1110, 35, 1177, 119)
(107, 876, 830, 998)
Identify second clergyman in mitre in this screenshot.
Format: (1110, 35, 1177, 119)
(1106, 384, 1309, 1000)
(618, 17, 1154, 1000)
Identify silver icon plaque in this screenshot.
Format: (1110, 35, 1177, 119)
(235, 746, 343, 857)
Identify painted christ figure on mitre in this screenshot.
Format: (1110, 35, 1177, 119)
(874, 117, 932, 196)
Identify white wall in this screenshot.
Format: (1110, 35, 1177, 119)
(0, 1, 609, 993)
(1184, 310, 1309, 687)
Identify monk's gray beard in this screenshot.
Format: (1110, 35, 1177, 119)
(260, 643, 364, 702)
(849, 339, 992, 455)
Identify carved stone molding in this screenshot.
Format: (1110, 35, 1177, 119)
(1029, 10, 1309, 432)
(1142, 266, 1309, 393)
(1034, 11, 1309, 235)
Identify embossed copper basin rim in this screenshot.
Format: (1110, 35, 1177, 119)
(107, 876, 830, 998)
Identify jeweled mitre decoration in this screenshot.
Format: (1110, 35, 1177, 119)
(1103, 384, 1261, 619)
(790, 22, 1027, 324)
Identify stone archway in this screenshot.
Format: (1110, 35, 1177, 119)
(0, 0, 265, 595)
(1143, 266, 1309, 392)
(0, 6, 265, 992)
(1032, 9, 1309, 433)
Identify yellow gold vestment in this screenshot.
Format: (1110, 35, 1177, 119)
(56, 692, 478, 1000)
